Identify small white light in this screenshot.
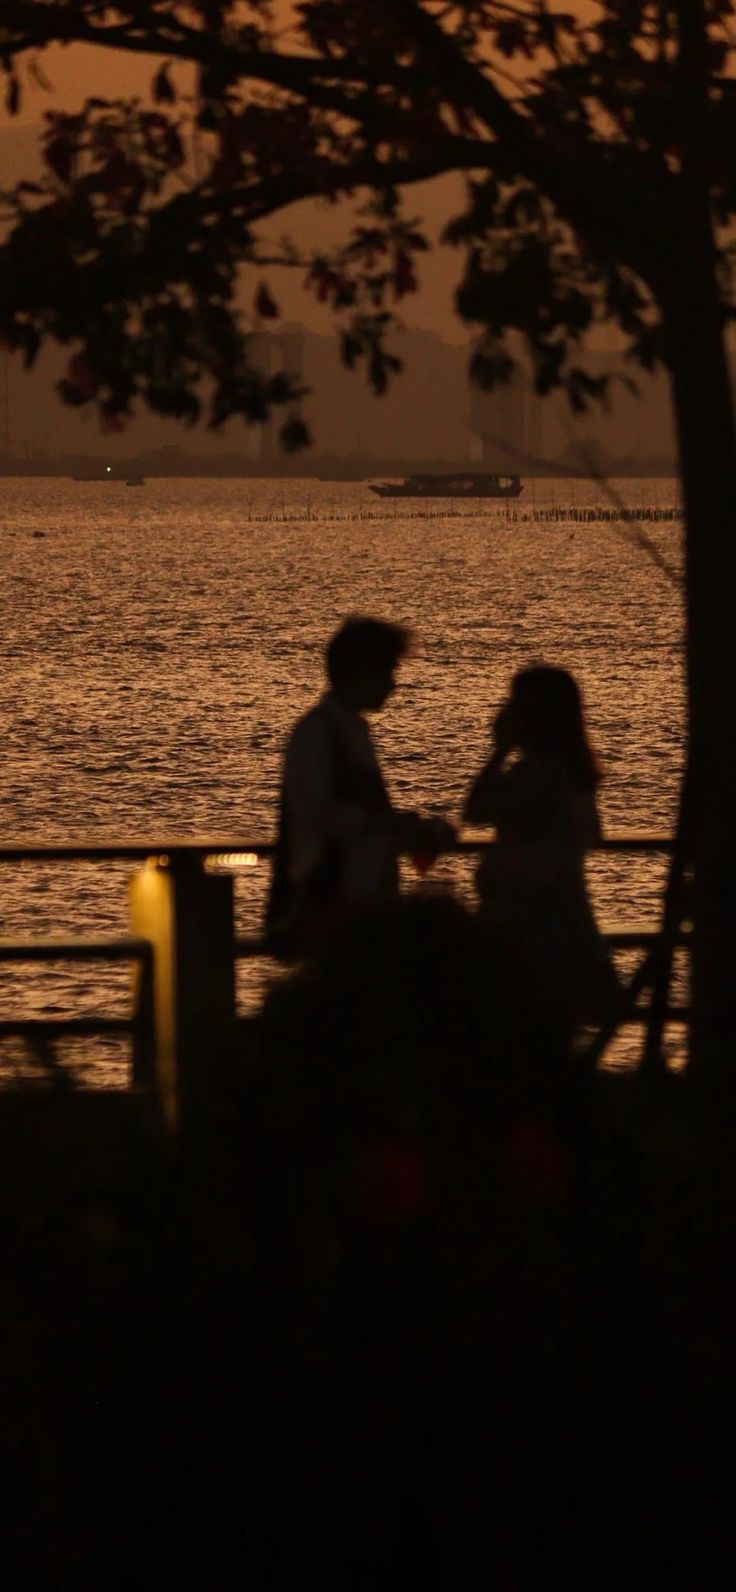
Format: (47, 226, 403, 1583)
(207, 851, 260, 869)
(106, 465, 111, 473)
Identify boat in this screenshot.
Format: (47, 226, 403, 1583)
(369, 472, 523, 499)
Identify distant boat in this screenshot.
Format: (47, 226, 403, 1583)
(126, 475, 145, 486)
(369, 472, 523, 499)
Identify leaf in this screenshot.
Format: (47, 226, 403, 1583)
(494, 19, 533, 58)
(97, 152, 145, 209)
(333, 279, 356, 309)
(99, 406, 127, 434)
(279, 416, 310, 453)
(266, 372, 294, 405)
(306, 263, 340, 304)
(340, 332, 362, 369)
(18, 324, 40, 369)
(65, 353, 98, 399)
(393, 250, 418, 297)
(57, 377, 90, 409)
(567, 368, 609, 413)
(44, 134, 74, 183)
(153, 65, 176, 105)
(254, 283, 279, 319)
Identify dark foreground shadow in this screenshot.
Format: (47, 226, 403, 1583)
(1, 895, 735, 1587)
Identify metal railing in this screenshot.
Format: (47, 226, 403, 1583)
(0, 935, 154, 1086)
(0, 835, 686, 1116)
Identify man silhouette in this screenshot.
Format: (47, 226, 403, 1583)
(266, 617, 450, 953)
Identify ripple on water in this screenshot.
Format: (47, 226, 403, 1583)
(0, 476, 685, 1084)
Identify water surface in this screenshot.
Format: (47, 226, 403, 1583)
(0, 475, 685, 1084)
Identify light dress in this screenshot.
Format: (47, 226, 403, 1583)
(475, 751, 620, 1023)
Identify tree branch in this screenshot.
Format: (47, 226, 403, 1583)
(388, 0, 672, 283)
(173, 137, 497, 233)
(1, 3, 423, 101)
(2, 0, 678, 289)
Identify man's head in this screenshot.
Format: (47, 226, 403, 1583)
(326, 617, 411, 712)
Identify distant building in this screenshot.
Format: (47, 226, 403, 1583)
(0, 315, 686, 475)
(468, 362, 543, 470)
(280, 329, 305, 387)
(246, 329, 305, 462)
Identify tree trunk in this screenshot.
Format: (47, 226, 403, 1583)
(663, 1, 736, 1114)
(668, 293, 736, 1112)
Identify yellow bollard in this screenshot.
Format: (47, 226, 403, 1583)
(129, 855, 236, 1135)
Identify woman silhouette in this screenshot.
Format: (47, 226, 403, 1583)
(464, 665, 620, 1025)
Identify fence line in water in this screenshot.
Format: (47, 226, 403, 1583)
(244, 504, 684, 525)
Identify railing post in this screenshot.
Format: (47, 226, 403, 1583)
(641, 773, 692, 1080)
(128, 854, 236, 1135)
(130, 943, 155, 1088)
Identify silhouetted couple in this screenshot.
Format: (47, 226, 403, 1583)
(266, 615, 619, 1024)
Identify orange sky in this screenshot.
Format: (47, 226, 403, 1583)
(0, 5, 647, 457)
(1, 5, 603, 343)
(4, 28, 468, 339)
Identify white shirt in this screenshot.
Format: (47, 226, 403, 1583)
(282, 692, 399, 905)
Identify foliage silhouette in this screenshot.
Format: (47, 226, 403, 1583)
(1, 3, 736, 1095)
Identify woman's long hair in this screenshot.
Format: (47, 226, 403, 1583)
(511, 666, 601, 792)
